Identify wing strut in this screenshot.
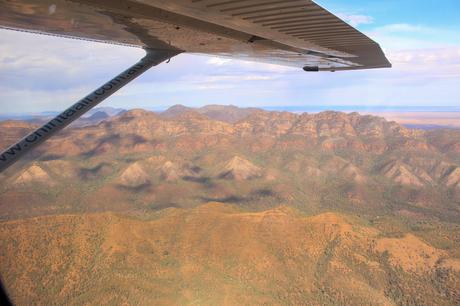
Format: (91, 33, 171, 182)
(0, 48, 181, 173)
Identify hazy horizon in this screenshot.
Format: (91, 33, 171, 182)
(2, 104, 460, 130)
(1, 104, 460, 116)
(1, 0, 459, 114)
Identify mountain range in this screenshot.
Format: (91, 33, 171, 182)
(0, 105, 459, 305)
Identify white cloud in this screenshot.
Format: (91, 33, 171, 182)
(201, 75, 275, 83)
(0, 29, 144, 90)
(337, 13, 374, 27)
(203, 54, 297, 73)
(238, 60, 297, 73)
(366, 23, 460, 51)
(387, 47, 460, 79)
(206, 57, 232, 66)
(0, 85, 94, 113)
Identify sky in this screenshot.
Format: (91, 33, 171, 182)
(0, 0, 459, 114)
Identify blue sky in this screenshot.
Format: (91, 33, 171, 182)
(0, 0, 459, 114)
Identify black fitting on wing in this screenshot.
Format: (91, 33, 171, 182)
(303, 66, 319, 72)
(247, 35, 266, 43)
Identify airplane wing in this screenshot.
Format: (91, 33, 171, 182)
(0, 0, 391, 71)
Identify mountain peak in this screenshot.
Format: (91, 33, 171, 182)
(160, 161, 195, 181)
(14, 164, 54, 186)
(219, 156, 262, 180)
(87, 111, 109, 121)
(167, 104, 190, 111)
(121, 109, 154, 118)
(160, 161, 181, 181)
(118, 162, 150, 187)
(161, 104, 194, 118)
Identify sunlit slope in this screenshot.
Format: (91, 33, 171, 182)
(1, 203, 459, 305)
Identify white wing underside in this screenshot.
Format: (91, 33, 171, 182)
(0, 0, 391, 71)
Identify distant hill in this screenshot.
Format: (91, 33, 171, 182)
(87, 111, 110, 121)
(0, 107, 126, 127)
(83, 106, 126, 118)
(403, 123, 460, 130)
(160, 104, 261, 123)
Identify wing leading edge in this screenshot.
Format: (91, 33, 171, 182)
(0, 0, 391, 71)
